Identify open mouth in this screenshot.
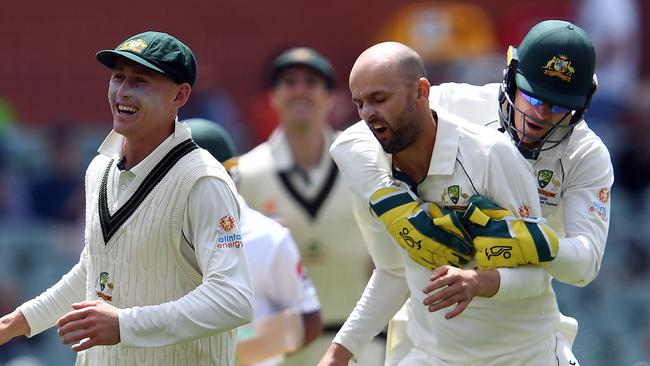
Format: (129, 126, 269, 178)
(117, 104, 138, 116)
(371, 123, 387, 134)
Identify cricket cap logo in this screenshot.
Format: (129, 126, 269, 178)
(542, 54, 575, 82)
(117, 38, 148, 54)
(537, 170, 553, 189)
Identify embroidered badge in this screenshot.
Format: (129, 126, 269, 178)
(518, 204, 531, 217)
(537, 169, 560, 200)
(117, 38, 148, 54)
(542, 54, 575, 82)
(440, 185, 470, 210)
(96, 272, 114, 302)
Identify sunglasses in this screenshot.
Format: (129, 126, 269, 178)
(519, 91, 572, 114)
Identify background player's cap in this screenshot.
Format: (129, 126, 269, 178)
(269, 47, 335, 90)
(514, 20, 595, 110)
(185, 118, 237, 162)
(96, 31, 197, 86)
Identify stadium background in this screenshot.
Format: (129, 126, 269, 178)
(0, 0, 648, 365)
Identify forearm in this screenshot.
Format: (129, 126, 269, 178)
(333, 269, 409, 359)
(546, 236, 600, 286)
(119, 278, 253, 348)
(475, 269, 500, 298)
(0, 310, 30, 344)
(493, 266, 551, 300)
(18, 261, 87, 336)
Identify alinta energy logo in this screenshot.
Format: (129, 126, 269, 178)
(589, 187, 610, 222)
(219, 215, 236, 232)
(217, 215, 243, 248)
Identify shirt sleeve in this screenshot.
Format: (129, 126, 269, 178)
(18, 246, 88, 337)
(329, 121, 396, 202)
(332, 197, 409, 358)
(545, 142, 614, 286)
(266, 227, 321, 314)
(118, 176, 254, 348)
(481, 136, 551, 300)
(333, 269, 409, 360)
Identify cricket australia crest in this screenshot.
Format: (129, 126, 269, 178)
(542, 54, 575, 82)
(96, 271, 114, 302)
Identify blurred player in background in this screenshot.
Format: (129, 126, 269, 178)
(0, 31, 254, 366)
(229, 47, 384, 365)
(187, 118, 323, 365)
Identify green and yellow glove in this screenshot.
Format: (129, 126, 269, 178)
(463, 195, 559, 269)
(369, 187, 475, 270)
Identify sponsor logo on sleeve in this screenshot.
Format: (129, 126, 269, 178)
(218, 215, 236, 232)
(217, 215, 242, 248)
(589, 188, 610, 222)
(518, 204, 531, 217)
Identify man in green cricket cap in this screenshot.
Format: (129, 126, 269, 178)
(0, 31, 254, 366)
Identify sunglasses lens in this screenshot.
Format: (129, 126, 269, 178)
(551, 106, 572, 114)
(522, 92, 572, 113)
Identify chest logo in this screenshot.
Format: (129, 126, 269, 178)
(442, 185, 469, 205)
(537, 170, 553, 189)
(96, 272, 114, 302)
(537, 169, 560, 200)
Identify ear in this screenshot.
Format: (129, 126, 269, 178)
(416, 77, 430, 100)
(173, 83, 192, 109)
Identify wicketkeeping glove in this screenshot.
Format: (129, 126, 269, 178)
(369, 187, 475, 270)
(463, 195, 559, 269)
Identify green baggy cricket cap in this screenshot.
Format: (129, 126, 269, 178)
(96, 31, 197, 86)
(186, 118, 237, 162)
(515, 20, 595, 110)
(270, 47, 335, 90)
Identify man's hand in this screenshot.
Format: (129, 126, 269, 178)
(369, 187, 475, 270)
(318, 342, 354, 366)
(463, 195, 559, 269)
(0, 310, 30, 346)
(57, 300, 120, 352)
(422, 265, 500, 319)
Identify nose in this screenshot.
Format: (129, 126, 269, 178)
(531, 104, 552, 121)
(359, 104, 375, 122)
(116, 80, 132, 98)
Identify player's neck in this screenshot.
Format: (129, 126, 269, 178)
(121, 125, 174, 170)
(284, 123, 326, 172)
(393, 112, 436, 184)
